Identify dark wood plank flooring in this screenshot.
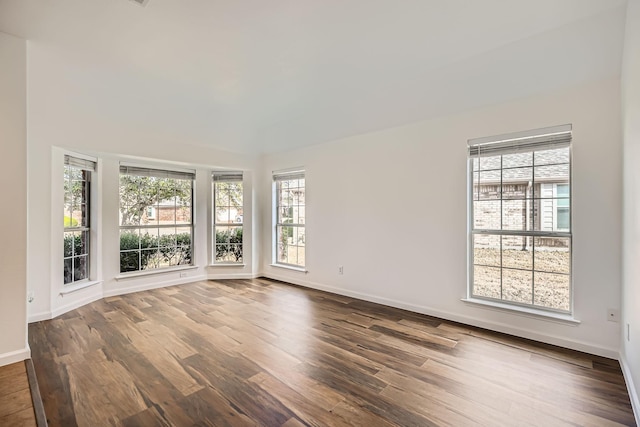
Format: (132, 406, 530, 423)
(29, 278, 636, 426)
(0, 361, 38, 427)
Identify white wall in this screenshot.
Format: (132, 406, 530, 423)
(0, 32, 29, 366)
(26, 41, 260, 322)
(261, 78, 623, 358)
(621, 0, 640, 419)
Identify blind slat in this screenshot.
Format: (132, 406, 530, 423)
(273, 170, 305, 181)
(213, 172, 243, 182)
(119, 165, 195, 180)
(65, 155, 96, 171)
(468, 125, 572, 158)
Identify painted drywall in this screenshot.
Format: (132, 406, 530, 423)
(0, 32, 29, 366)
(261, 78, 623, 358)
(25, 41, 260, 322)
(621, 0, 640, 419)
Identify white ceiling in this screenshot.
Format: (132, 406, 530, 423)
(0, 0, 629, 154)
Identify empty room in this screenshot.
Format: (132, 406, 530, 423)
(1, 0, 639, 425)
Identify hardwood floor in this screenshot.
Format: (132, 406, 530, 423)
(0, 361, 38, 426)
(29, 278, 636, 426)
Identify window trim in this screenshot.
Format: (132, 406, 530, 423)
(212, 171, 244, 265)
(273, 169, 306, 268)
(467, 125, 573, 314)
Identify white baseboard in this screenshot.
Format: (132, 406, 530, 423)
(103, 275, 208, 298)
(0, 347, 31, 367)
(28, 311, 53, 323)
(51, 293, 104, 320)
(620, 353, 640, 425)
(262, 272, 618, 359)
(207, 272, 258, 280)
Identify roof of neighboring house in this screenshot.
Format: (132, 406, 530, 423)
(474, 150, 569, 184)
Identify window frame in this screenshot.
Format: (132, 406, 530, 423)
(467, 125, 573, 314)
(118, 164, 195, 274)
(63, 155, 96, 285)
(212, 172, 244, 265)
(273, 170, 306, 269)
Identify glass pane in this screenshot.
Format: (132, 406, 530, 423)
(502, 167, 532, 187)
(473, 234, 500, 267)
(120, 251, 140, 273)
(228, 244, 243, 263)
(502, 268, 532, 304)
(502, 235, 532, 270)
(534, 237, 570, 274)
(297, 246, 305, 267)
(216, 207, 231, 224)
(502, 183, 531, 201)
(159, 227, 177, 248)
(74, 255, 88, 281)
(534, 147, 570, 166)
(120, 229, 140, 251)
(474, 200, 501, 230)
(64, 259, 73, 284)
(64, 232, 74, 257)
(140, 229, 158, 249)
(77, 230, 89, 256)
(176, 227, 192, 247)
(277, 242, 287, 264)
(503, 152, 532, 168)
(502, 199, 528, 231)
(479, 156, 501, 171)
(141, 249, 159, 270)
(557, 184, 569, 198)
(473, 266, 501, 299)
(176, 206, 191, 225)
(557, 206, 570, 230)
(534, 272, 570, 311)
(534, 164, 569, 184)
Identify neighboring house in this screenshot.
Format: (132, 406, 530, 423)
(473, 151, 569, 250)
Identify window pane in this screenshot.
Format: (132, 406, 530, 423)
(141, 249, 159, 270)
(64, 232, 74, 257)
(74, 255, 88, 281)
(534, 147, 569, 166)
(479, 156, 501, 170)
(534, 164, 569, 184)
(64, 259, 73, 284)
(176, 205, 191, 225)
(140, 229, 158, 249)
(120, 251, 140, 273)
(534, 272, 570, 311)
(557, 206, 570, 230)
(502, 268, 532, 304)
(534, 237, 570, 274)
(502, 167, 532, 187)
(473, 266, 501, 299)
(474, 200, 501, 230)
(120, 230, 140, 251)
(502, 235, 532, 270)
(503, 152, 532, 168)
(473, 234, 500, 267)
(502, 199, 529, 231)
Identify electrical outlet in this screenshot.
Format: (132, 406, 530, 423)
(180, 272, 187, 278)
(338, 266, 343, 275)
(607, 308, 620, 322)
(27, 292, 34, 303)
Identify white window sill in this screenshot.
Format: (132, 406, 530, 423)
(115, 265, 199, 280)
(461, 297, 580, 325)
(60, 280, 102, 296)
(270, 263, 308, 273)
(207, 263, 246, 268)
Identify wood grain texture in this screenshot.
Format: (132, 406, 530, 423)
(29, 278, 636, 426)
(0, 361, 37, 427)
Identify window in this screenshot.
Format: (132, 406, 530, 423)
(468, 125, 572, 312)
(119, 165, 194, 273)
(273, 170, 305, 267)
(213, 172, 243, 264)
(63, 155, 96, 284)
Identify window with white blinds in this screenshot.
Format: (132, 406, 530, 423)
(273, 170, 305, 267)
(213, 172, 244, 264)
(468, 125, 572, 312)
(118, 164, 195, 273)
(63, 155, 96, 284)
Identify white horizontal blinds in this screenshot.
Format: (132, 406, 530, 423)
(119, 165, 195, 180)
(64, 155, 96, 171)
(468, 124, 572, 157)
(213, 172, 243, 182)
(273, 170, 305, 181)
